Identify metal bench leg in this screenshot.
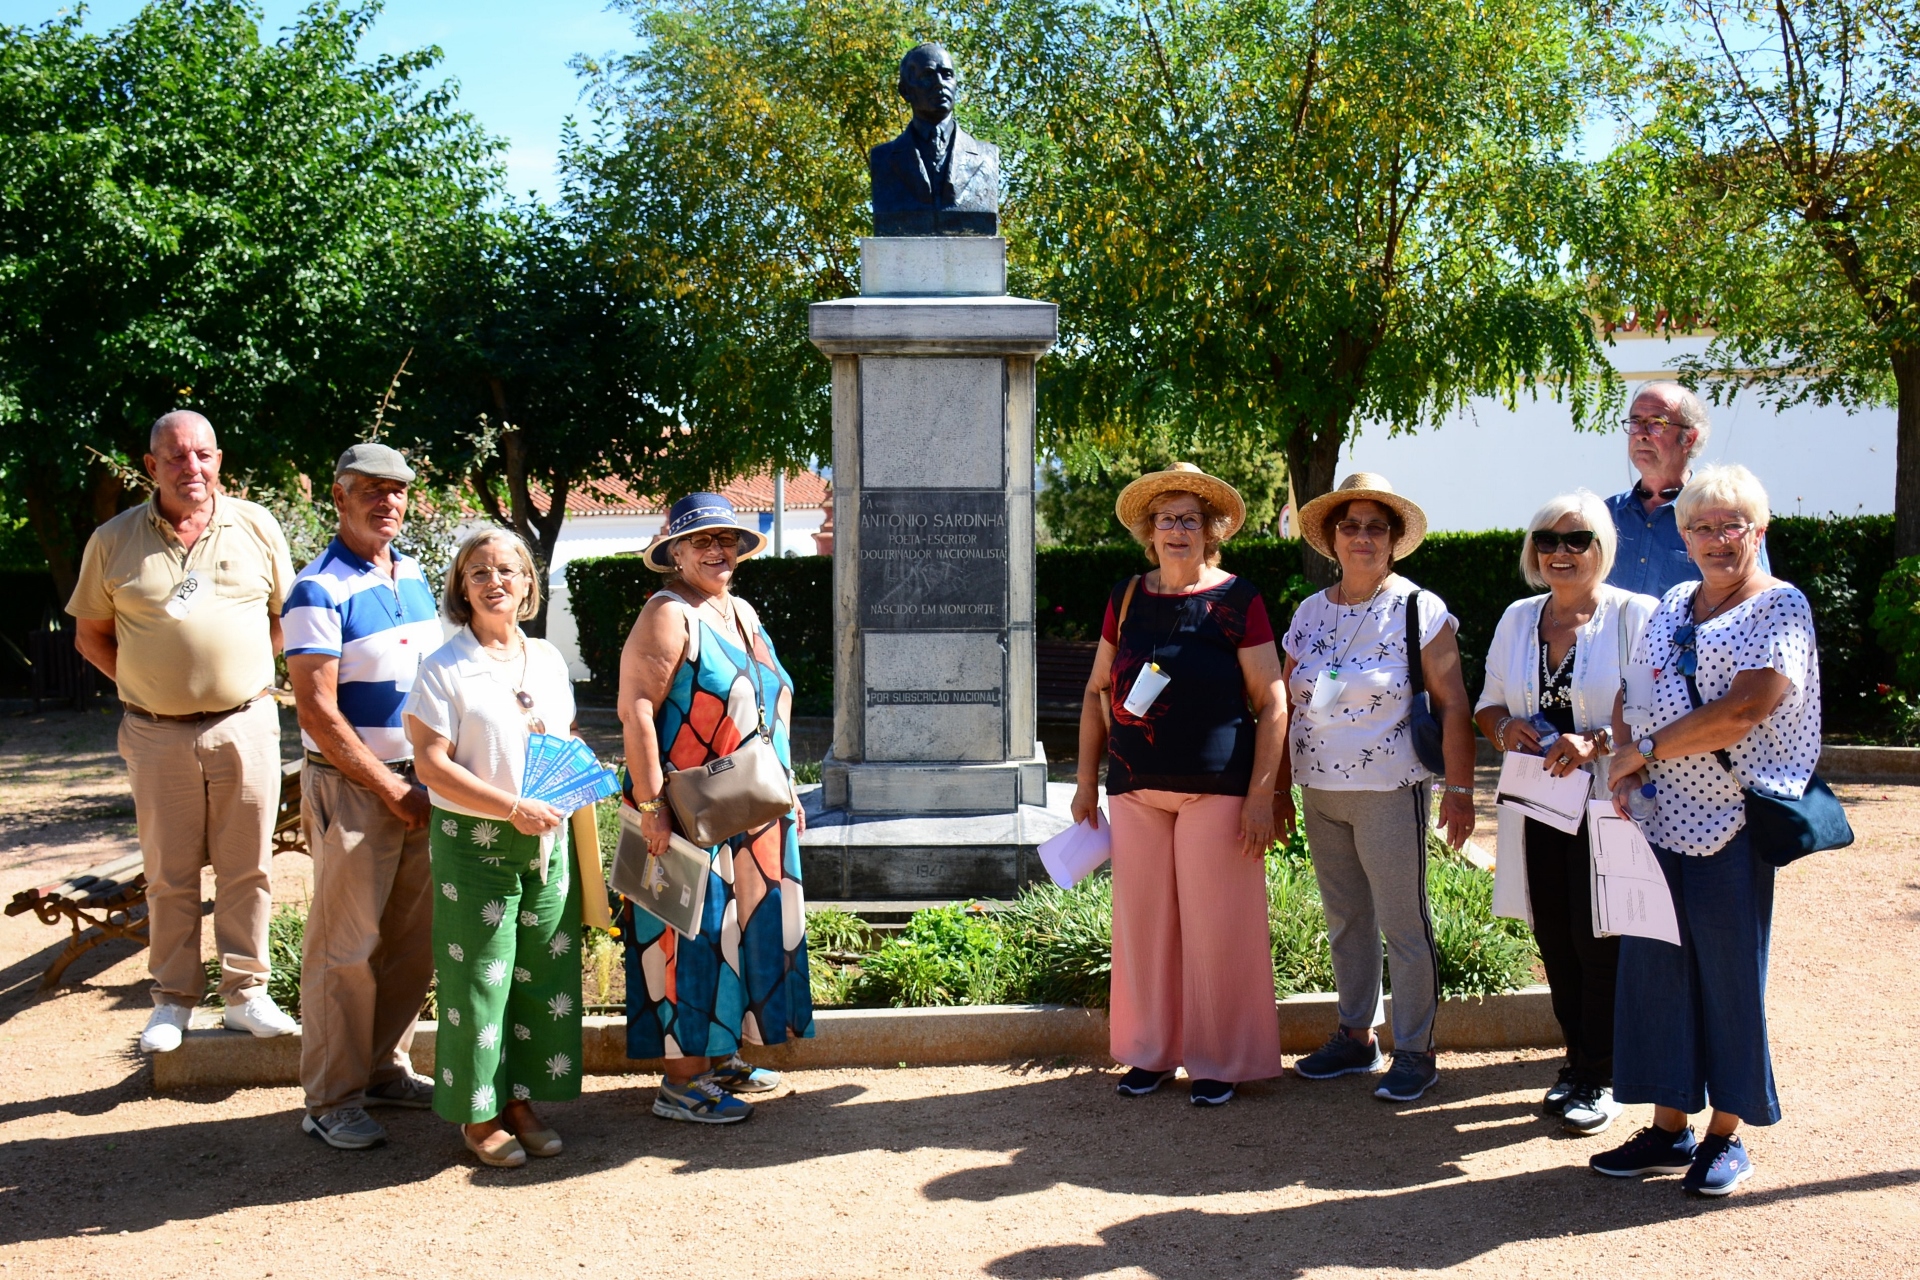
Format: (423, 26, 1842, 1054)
(39, 906, 150, 989)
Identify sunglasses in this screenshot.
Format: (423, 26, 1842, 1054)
(683, 531, 741, 551)
(1671, 622, 1699, 677)
(1335, 519, 1394, 539)
(1530, 530, 1598, 554)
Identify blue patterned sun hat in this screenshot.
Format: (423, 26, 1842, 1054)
(642, 492, 769, 572)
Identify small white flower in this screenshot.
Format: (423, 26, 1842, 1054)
(471, 1083, 495, 1114)
(512, 1083, 531, 1101)
(481, 900, 507, 928)
(547, 992, 573, 1020)
(513, 966, 532, 985)
(478, 855, 504, 866)
(439, 881, 457, 902)
(446, 942, 465, 963)
(469, 820, 501, 849)
(548, 931, 573, 960)
(545, 1052, 572, 1079)
(513, 1023, 531, 1040)
(446, 1006, 460, 1027)
(481, 958, 508, 987)
(440, 818, 458, 837)
(441, 1067, 454, 1087)
(519, 909, 540, 928)
(477, 1023, 500, 1051)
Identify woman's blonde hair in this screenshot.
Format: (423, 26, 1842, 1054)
(1127, 489, 1233, 567)
(1674, 463, 1770, 531)
(1520, 489, 1617, 589)
(442, 526, 542, 626)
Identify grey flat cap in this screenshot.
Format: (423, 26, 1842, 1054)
(335, 442, 415, 483)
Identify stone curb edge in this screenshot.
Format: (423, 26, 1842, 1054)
(151, 985, 1560, 1091)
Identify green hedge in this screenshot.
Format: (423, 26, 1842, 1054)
(562, 514, 1900, 735)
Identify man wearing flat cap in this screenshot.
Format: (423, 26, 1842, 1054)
(284, 443, 444, 1149)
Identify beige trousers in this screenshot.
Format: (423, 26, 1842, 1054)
(118, 697, 281, 1007)
(298, 764, 434, 1116)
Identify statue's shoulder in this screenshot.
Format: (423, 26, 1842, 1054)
(953, 123, 998, 159)
(869, 128, 915, 167)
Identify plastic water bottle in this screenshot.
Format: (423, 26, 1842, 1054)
(1625, 781, 1657, 823)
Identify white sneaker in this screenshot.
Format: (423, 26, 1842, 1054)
(223, 993, 299, 1038)
(139, 1005, 193, 1054)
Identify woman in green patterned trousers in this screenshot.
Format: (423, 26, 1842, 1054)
(406, 528, 583, 1168)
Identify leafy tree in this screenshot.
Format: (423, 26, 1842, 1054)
(1588, 1, 1920, 556)
(565, 0, 935, 478)
(954, 0, 1619, 578)
(0, 1, 498, 596)
(1038, 439, 1291, 546)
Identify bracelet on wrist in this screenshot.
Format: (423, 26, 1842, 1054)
(632, 796, 667, 814)
(507, 798, 522, 820)
(1493, 716, 1515, 751)
(1443, 784, 1473, 797)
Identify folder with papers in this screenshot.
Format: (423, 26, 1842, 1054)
(1585, 800, 1681, 945)
(1495, 752, 1591, 835)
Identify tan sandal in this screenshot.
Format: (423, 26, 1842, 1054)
(463, 1126, 527, 1168)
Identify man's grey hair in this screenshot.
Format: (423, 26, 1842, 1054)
(149, 410, 215, 452)
(1634, 381, 1711, 458)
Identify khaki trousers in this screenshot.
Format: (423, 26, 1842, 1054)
(118, 697, 282, 1007)
(298, 764, 434, 1116)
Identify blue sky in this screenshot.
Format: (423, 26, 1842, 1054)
(0, 1, 637, 201)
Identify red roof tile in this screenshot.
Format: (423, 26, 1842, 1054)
(530, 469, 830, 518)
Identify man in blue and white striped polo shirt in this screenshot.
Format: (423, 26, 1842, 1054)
(284, 443, 444, 1150)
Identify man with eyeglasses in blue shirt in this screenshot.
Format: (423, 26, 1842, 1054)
(1605, 381, 1767, 597)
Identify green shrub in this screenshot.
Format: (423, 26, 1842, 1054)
(1426, 859, 1540, 996)
(1871, 554, 1920, 689)
(997, 875, 1114, 1007)
(1768, 514, 1898, 737)
(1267, 853, 1338, 999)
(854, 903, 1010, 1007)
(804, 905, 873, 955)
(203, 903, 308, 1013)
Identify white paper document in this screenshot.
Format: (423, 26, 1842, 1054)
(1586, 800, 1681, 945)
(1495, 752, 1591, 835)
(1037, 815, 1112, 889)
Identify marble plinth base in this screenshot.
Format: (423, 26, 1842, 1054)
(797, 781, 1076, 900)
(860, 236, 1007, 296)
(818, 744, 1048, 814)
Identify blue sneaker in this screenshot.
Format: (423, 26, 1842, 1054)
(1373, 1050, 1440, 1103)
(1115, 1067, 1178, 1097)
(1293, 1029, 1386, 1080)
(709, 1052, 781, 1094)
(1189, 1079, 1235, 1106)
(653, 1074, 754, 1124)
(1682, 1133, 1754, 1197)
(1589, 1124, 1698, 1177)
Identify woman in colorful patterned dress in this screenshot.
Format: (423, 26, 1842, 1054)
(406, 527, 583, 1169)
(617, 493, 814, 1124)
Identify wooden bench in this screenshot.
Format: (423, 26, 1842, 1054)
(1036, 640, 1100, 722)
(6, 759, 309, 988)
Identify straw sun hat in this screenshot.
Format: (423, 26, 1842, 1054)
(1113, 462, 1247, 539)
(641, 492, 769, 572)
(1295, 472, 1429, 561)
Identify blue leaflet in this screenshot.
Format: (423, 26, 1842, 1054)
(535, 769, 620, 812)
(521, 733, 617, 810)
(521, 732, 568, 797)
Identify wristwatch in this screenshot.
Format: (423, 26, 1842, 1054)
(1637, 735, 1657, 761)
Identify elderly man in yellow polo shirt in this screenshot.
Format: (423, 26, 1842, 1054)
(69, 411, 300, 1053)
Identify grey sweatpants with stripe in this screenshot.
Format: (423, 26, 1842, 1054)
(1301, 783, 1440, 1054)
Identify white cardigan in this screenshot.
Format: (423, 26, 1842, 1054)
(1476, 586, 1657, 926)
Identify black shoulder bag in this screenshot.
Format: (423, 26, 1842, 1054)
(1404, 588, 1448, 776)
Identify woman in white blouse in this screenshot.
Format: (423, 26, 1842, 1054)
(1591, 464, 1821, 1198)
(1474, 491, 1656, 1137)
(405, 528, 583, 1169)
(1276, 473, 1476, 1105)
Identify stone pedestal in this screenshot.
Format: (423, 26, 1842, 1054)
(800, 238, 1071, 897)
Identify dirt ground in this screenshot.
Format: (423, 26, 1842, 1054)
(1, 706, 1917, 1279)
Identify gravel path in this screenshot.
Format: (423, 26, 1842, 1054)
(1, 709, 1916, 1277)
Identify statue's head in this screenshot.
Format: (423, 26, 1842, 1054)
(897, 43, 956, 124)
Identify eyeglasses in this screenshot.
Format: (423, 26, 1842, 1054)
(1623, 416, 1683, 439)
(1335, 519, 1393, 539)
(683, 531, 741, 551)
(465, 566, 523, 584)
(1530, 530, 1597, 554)
(1684, 520, 1754, 542)
(1151, 512, 1205, 531)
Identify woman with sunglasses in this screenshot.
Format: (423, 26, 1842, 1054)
(617, 493, 813, 1124)
(1474, 491, 1656, 1136)
(1589, 464, 1819, 1198)
(1073, 464, 1287, 1107)
(405, 527, 582, 1168)
(1277, 473, 1476, 1105)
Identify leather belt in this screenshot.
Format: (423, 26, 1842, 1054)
(304, 750, 415, 776)
(123, 696, 260, 723)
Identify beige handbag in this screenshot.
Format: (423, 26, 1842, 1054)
(661, 599, 795, 846)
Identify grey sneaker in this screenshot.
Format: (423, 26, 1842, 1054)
(1373, 1050, 1440, 1102)
(1541, 1064, 1577, 1116)
(1560, 1084, 1624, 1135)
(1292, 1029, 1386, 1080)
(365, 1072, 435, 1109)
(303, 1106, 387, 1150)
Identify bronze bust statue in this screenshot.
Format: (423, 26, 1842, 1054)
(869, 43, 999, 236)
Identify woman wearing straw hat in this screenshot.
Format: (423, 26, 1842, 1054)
(1071, 463, 1288, 1107)
(1277, 473, 1476, 1104)
(615, 493, 814, 1125)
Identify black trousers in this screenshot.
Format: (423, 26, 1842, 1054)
(1524, 816, 1620, 1086)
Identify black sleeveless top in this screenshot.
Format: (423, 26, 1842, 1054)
(1100, 574, 1274, 796)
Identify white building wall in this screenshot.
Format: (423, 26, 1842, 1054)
(1342, 335, 1896, 531)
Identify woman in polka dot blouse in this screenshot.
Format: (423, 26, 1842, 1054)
(1592, 464, 1821, 1197)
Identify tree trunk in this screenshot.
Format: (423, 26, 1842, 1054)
(25, 462, 124, 604)
(1285, 415, 1347, 585)
(1895, 341, 1920, 561)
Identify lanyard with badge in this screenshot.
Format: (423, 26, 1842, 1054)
(163, 523, 216, 619)
(1308, 581, 1386, 716)
(1119, 583, 1200, 717)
